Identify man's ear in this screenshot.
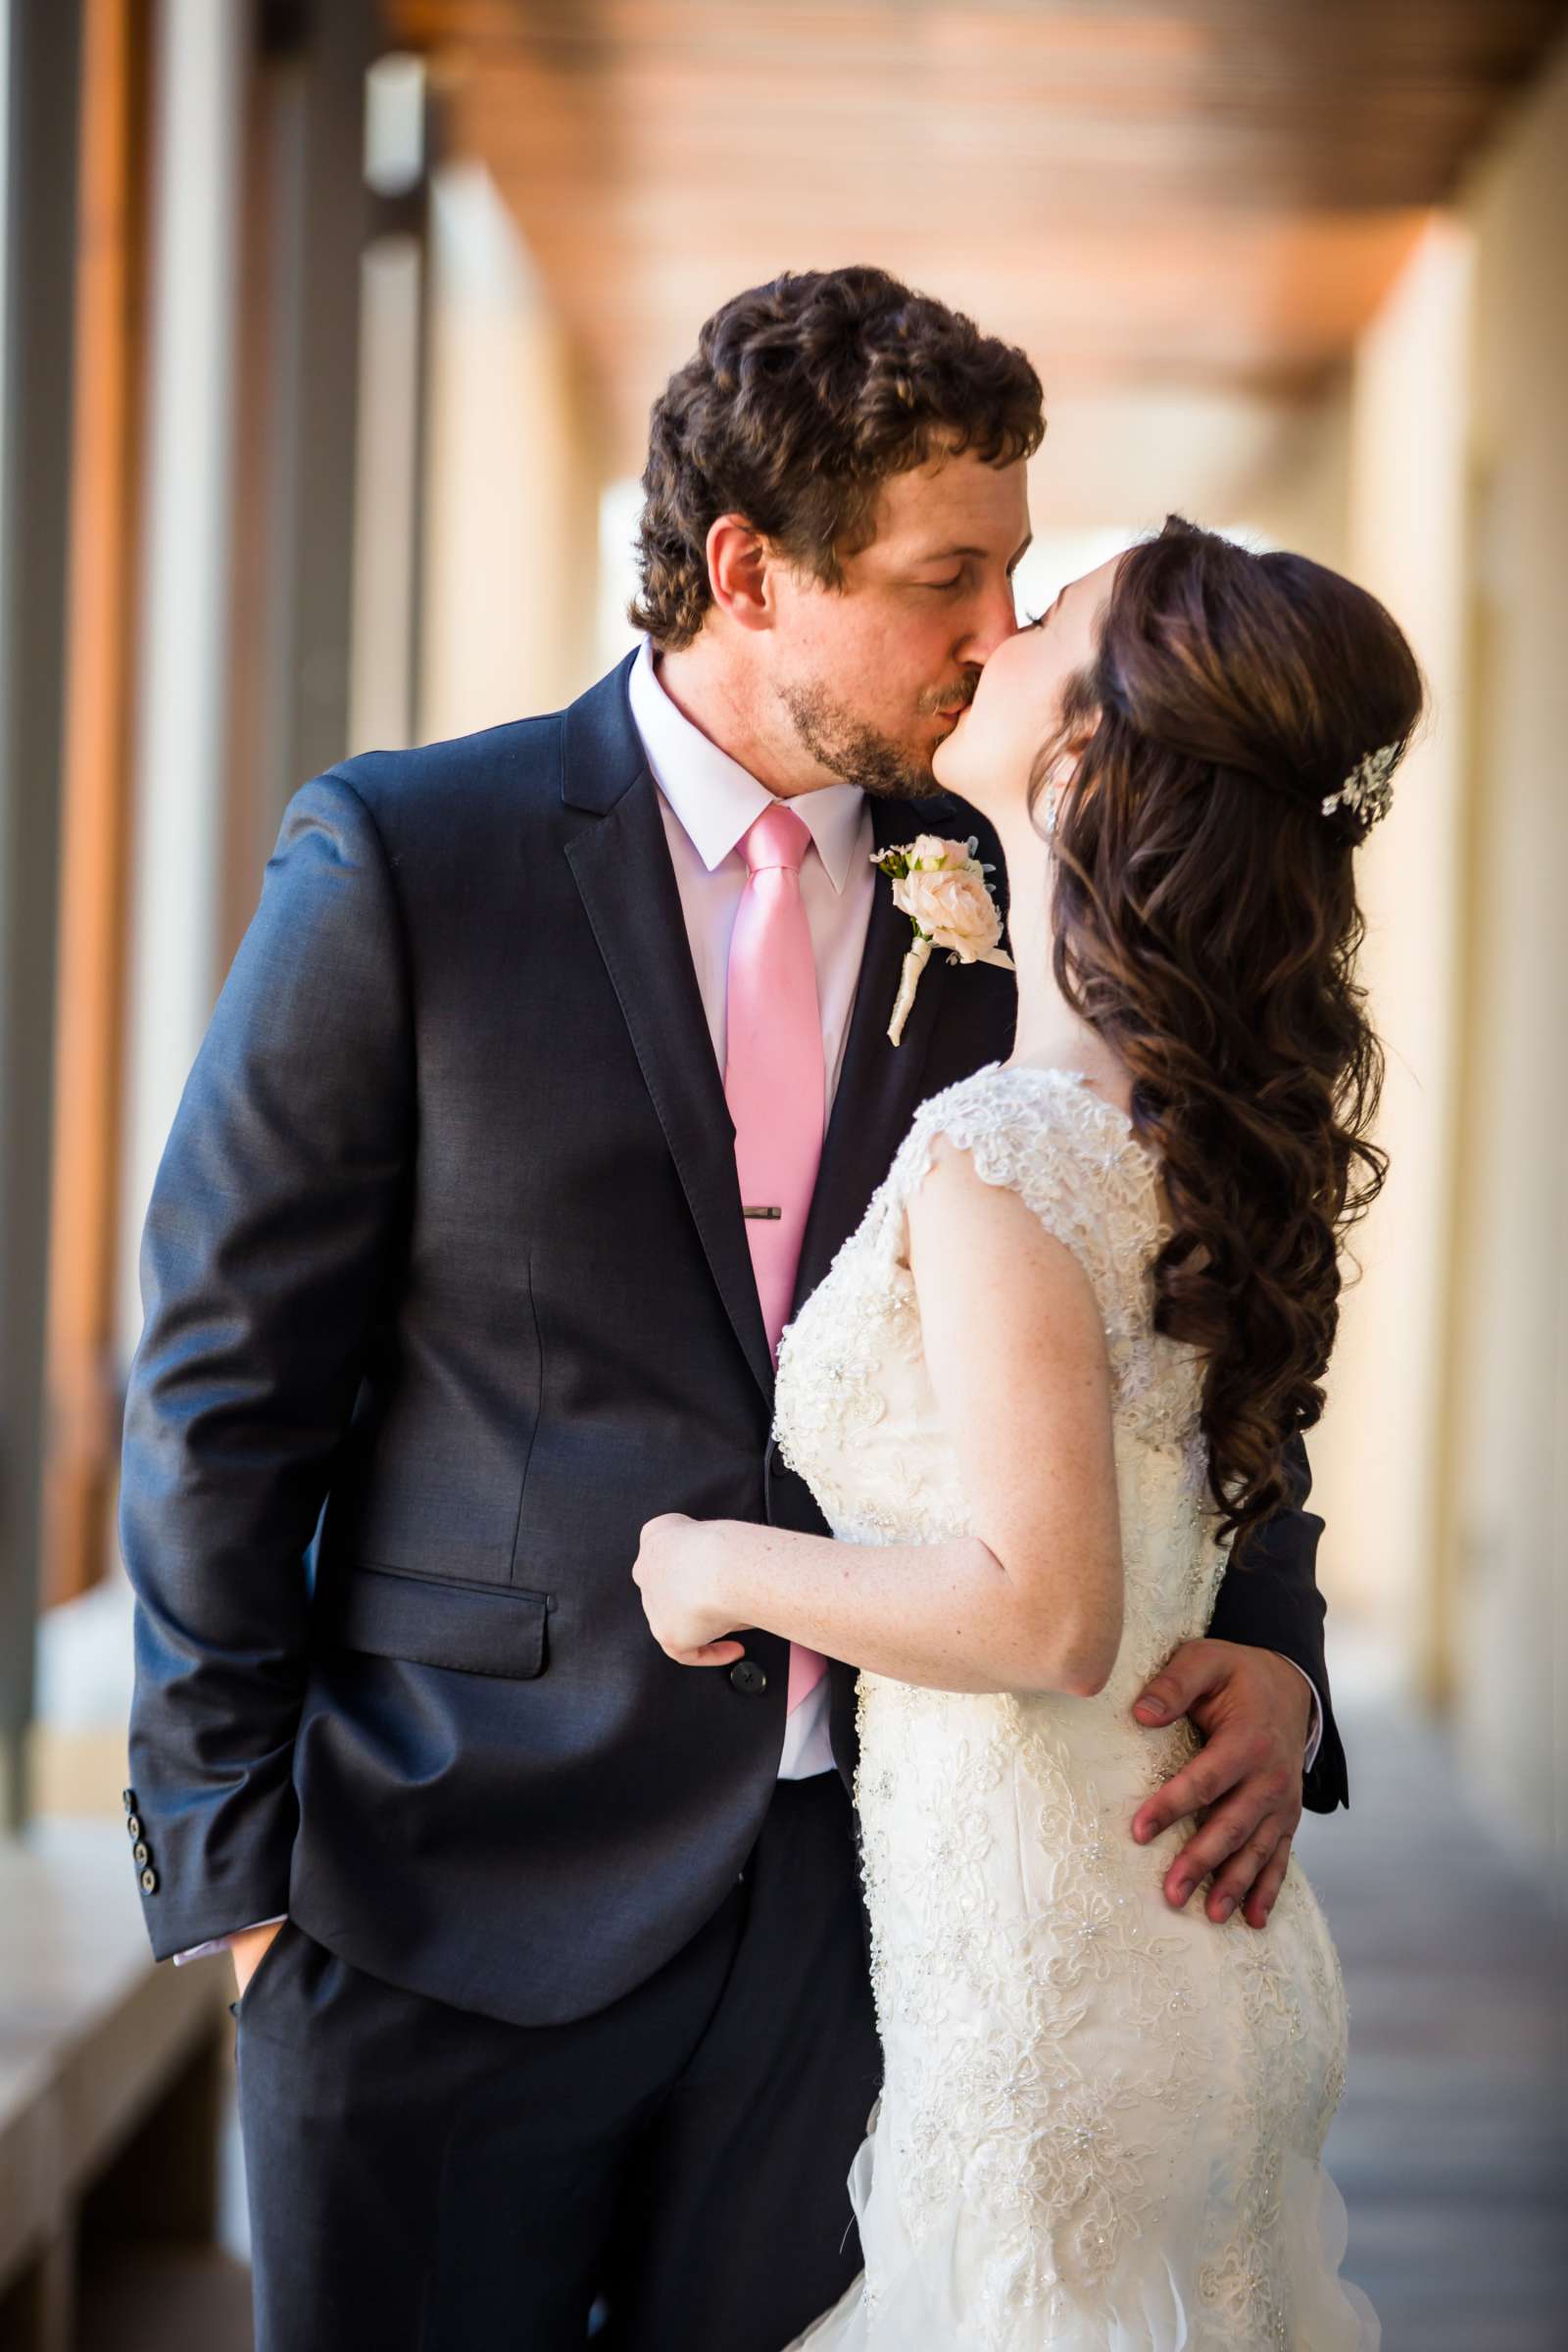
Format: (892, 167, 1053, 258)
(706, 513, 776, 633)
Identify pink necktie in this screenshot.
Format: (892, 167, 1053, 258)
(725, 803, 828, 1716)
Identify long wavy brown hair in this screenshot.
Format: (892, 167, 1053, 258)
(1035, 516, 1425, 1555)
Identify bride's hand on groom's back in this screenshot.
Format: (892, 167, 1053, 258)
(1126, 1639, 1312, 1934)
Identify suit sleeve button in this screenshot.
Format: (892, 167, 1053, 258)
(729, 1658, 767, 1694)
(132, 1841, 150, 1865)
(140, 1866, 159, 1894)
(124, 1814, 142, 1840)
(122, 1788, 137, 1813)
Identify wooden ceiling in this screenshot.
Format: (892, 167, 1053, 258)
(386, 1, 1568, 477)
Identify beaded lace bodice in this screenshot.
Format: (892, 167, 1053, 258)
(773, 1063, 1367, 2352)
(774, 1059, 1222, 1718)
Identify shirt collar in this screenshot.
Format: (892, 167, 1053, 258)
(626, 637, 866, 894)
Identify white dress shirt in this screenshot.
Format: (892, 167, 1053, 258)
(629, 636, 872, 1776)
(175, 639, 1319, 1957)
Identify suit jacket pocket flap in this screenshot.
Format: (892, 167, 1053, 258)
(323, 1564, 550, 1679)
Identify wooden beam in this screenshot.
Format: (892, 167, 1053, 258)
(42, 0, 150, 1611)
(380, 0, 1568, 474)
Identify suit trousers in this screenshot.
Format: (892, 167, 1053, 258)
(234, 1771, 882, 2352)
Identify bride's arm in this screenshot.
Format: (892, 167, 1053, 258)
(633, 1134, 1124, 1696)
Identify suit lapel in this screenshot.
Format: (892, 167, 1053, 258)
(562, 657, 972, 1400)
(789, 791, 958, 1318)
(564, 661, 776, 1401)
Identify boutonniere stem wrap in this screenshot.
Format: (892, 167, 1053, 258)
(870, 834, 1015, 1046)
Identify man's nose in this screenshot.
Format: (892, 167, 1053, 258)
(956, 580, 1021, 666)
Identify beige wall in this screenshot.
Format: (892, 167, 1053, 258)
(1447, 39, 1568, 1878)
(1297, 219, 1475, 1686)
(1239, 377, 1351, 574)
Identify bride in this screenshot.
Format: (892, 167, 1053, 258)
(634, 514, 1421, 2347)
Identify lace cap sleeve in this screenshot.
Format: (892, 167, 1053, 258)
(888, 1062, 1168, 1398)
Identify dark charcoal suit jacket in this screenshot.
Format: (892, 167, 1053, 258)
(121, 652, 1347, 2030)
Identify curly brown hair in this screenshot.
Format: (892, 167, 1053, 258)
(630, 267, 1045, 648)
(1037, 516, 1425, 1555)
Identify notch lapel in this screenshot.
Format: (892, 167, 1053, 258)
(564, 664, 776, 1401)
(789, 792, 961, 1319)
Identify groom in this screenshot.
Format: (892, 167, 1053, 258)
(122, 266, 1345, 2351)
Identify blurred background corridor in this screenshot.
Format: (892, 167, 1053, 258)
(1, 2, 1564, 2344)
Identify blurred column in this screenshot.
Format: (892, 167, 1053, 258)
(348, 51, 432, 757)
(220, 0, 377, 947)
(42, 0, 150, 1613)
(113, 0, 246, 1364)
(0, 0, 84, 1827)
(235, 0, 378, 851)
(118, 0, 379, 1360)
(1450, 35, 1568, 1889)
(1304, 220, 1475, 1697)
(418, 160, 607, 740)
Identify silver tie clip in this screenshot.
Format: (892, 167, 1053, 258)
(743, 1205, 783, 1220)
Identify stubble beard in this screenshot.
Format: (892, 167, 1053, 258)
(778, 679, 956, 802)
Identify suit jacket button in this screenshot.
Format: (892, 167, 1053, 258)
(124, 1814, 142, 1840)
(729, 1658, 767, 1694)
(132, 1840, 150, 1866)
(140, 1866, 159, 1894)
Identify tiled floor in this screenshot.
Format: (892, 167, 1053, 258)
(1296, 1674, 1567, 2351)
(135, 1678, 1568, 2350)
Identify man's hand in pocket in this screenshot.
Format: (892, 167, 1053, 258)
(230, 1918, 285, 1998)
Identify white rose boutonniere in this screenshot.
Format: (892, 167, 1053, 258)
(870, 833, 1015, 1047)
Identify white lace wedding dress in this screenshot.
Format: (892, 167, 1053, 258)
(771, 1062, 1377, 2351)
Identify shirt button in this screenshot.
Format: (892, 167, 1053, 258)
(140, 1866, 159, 1894)
(729, 1658, 767, 1694)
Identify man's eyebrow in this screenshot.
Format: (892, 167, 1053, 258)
(912, 535, 1036, 569)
